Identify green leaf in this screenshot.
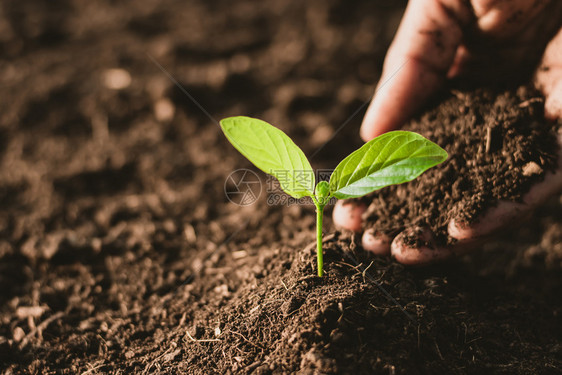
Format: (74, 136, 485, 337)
(329, 131, 447, 199)
(220, 116, 315, 198)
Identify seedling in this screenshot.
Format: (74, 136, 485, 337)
(220, 116, 447, 276)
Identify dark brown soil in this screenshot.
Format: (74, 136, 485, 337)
(363, 86, 560, 246)
(1, 1, 561, 374)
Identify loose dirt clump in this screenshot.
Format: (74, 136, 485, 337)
(362, 86, 560, 246)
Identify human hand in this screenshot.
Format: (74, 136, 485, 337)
(334, 0, 562, 264)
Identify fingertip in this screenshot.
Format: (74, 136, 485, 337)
(360, 58, 448, 141)
(362, 228, 391, 255)
(391, 230, 452, 265)
(544, 80, 562, 121)
(332, 200, 366, 233)
(447, 218, 472, 241)
(359, 117, 378, 142)
(448, 201, 527, 241)
(359, 96, 398, 141)
(536, 27, 562, 120)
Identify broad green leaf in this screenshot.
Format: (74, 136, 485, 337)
(329, 131, 447, 199)
(220, 116, 315, 198)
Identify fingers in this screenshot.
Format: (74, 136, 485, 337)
(536, 27, 562, 120)
(359, 145, 562, 264)
(360, 59, 445, 140)
(332, 200, 366, 233)
(353, 159, 562, 264)
(544, 81, 562, 121)
(353, 0, 562, 265)
(447, 201, 529, 241)
(332, 201, 392, 254)
(360, 0, 471, 140)
(362, 229, 391, 255)
(361, 0, 558, 140)
(343, 128, 561, 266)
(391, 229, 453, 265)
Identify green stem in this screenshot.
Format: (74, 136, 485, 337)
(316, 203, 325, 277)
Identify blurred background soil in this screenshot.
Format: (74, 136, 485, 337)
(0, 0, 561, 374)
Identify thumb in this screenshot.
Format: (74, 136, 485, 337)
(360, 0, 471, 141)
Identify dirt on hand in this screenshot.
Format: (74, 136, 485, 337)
(362, 86, 560, 247)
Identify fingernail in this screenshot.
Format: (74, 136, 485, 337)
(362, 228, 391, 255)
(333, 201, 366, 232)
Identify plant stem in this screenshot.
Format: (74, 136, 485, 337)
(316, 203, 324, 277)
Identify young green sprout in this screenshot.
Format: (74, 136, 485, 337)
(220, 116, 447, 277)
